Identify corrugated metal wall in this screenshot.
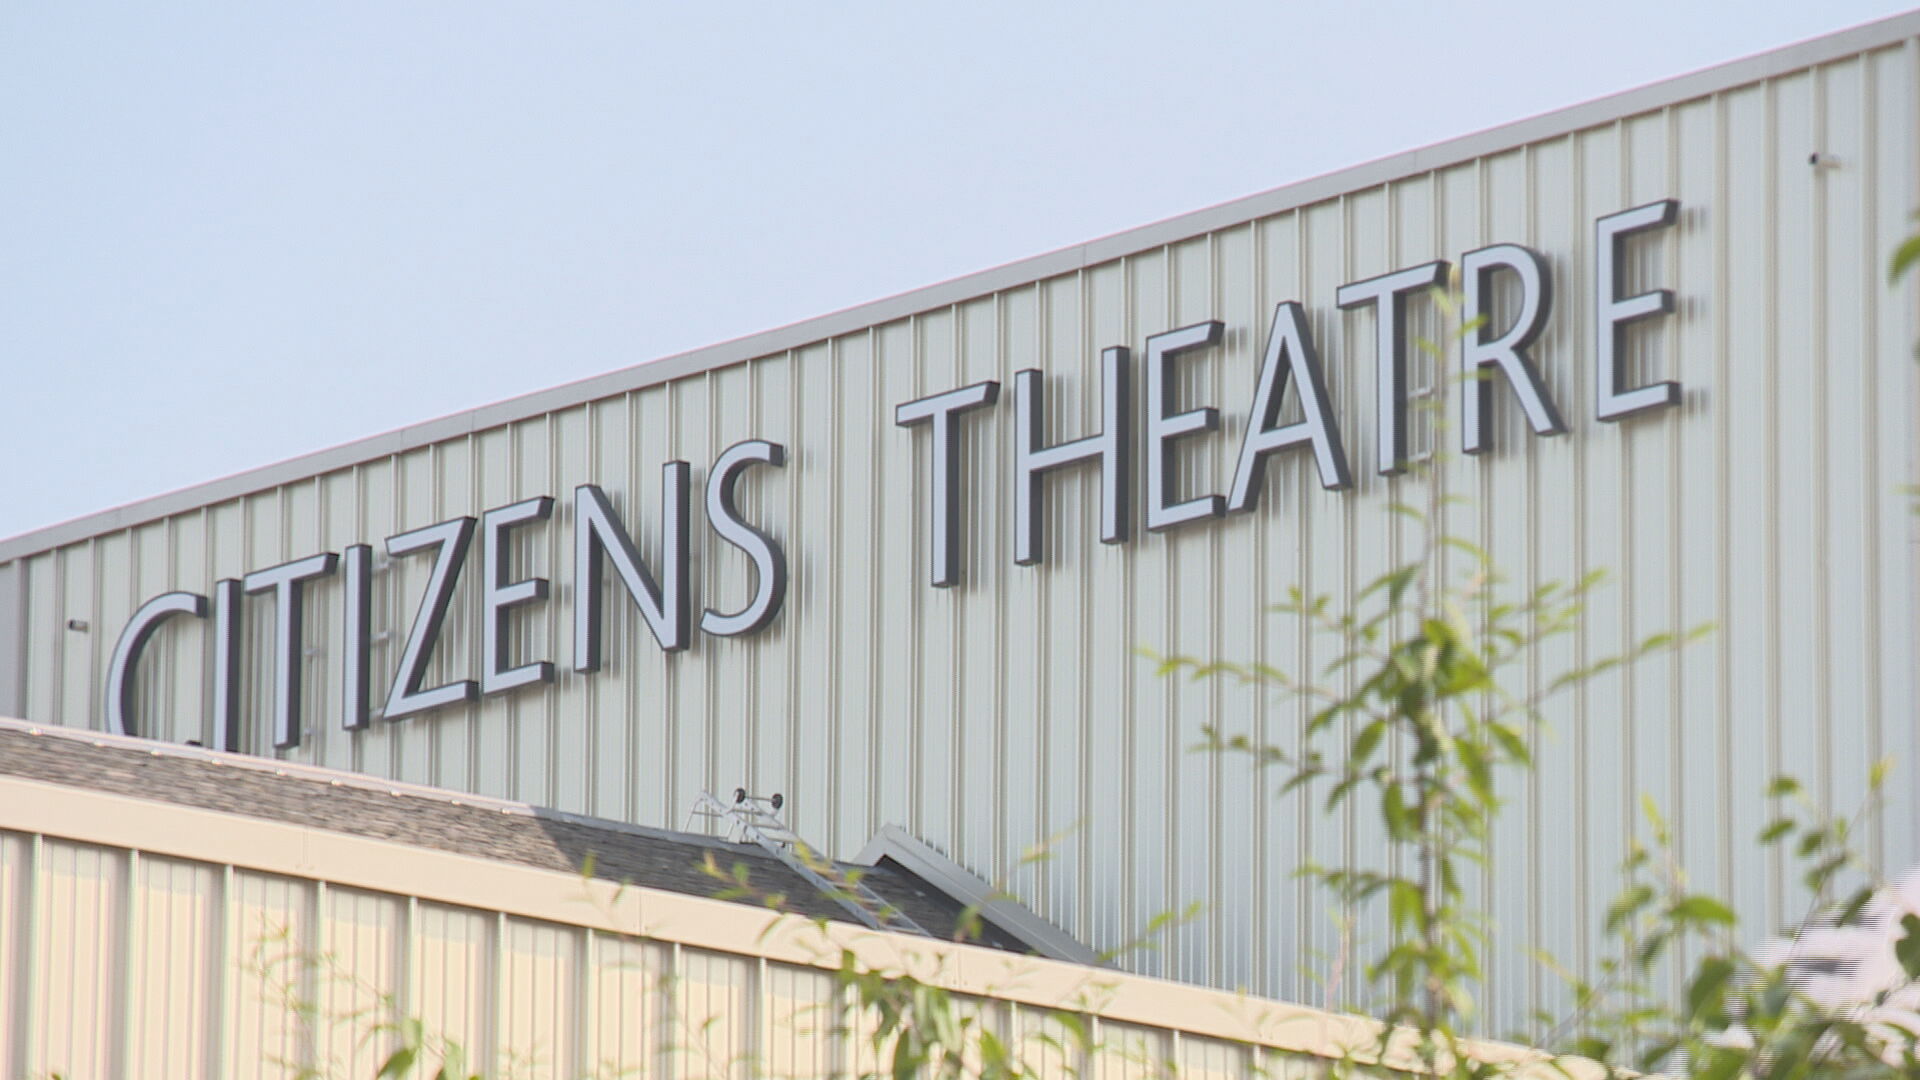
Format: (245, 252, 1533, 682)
(0, 828, 1332, 1079)
(4, 36, 1919, 1030)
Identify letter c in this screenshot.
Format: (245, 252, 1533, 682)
(105, 591, 208, 737)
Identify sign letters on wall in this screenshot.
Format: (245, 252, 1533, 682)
(106, 201, 1680, 748)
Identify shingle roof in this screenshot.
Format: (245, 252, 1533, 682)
(0, 721, 1032, 953)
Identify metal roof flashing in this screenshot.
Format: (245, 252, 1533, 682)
(854, 824, 1104, 966)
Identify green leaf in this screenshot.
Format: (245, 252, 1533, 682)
(1686, 955, 1735, 1021)
(1891, 228, 1920, 284)
(1605, 885, 1655, 933)
(1352, 719, 1387, 767)
(1756, 818, 1794, 843)
(1382, 782, 1410, 840)
(378, 1048, 418, 1079)
(1768, 775, 1802, 798)
(1897, 914, 1920, 979)
(1671, 895, 1737, 927)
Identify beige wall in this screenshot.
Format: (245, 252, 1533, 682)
(0, 772, 1389, 1079)
(2, 19, 1918, 1026)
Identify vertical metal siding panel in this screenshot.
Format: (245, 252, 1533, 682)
(1178, 1033, 1249, 1080)
(1344, 182, 1400, 983)
(124, 523, 164, 739)
(317, 886, 405, 1077)
(873, 318, 919, 840)
(1468, 150, 1532, 1027)
(539, 411, 577, 815)
(1719, 82, 1776, 936)
(23, 554, 58, 723)
(173, 509, 210, 745)
(746, 357, 797, 829)
(1525, 131, 1583, 1020)
(0, 834, 28, 1072)
(588, 933, 662, 1073)
(349, 460, 395, 781)
(1575, 123, 1629, 982)
(389, 448, 440, 787)
(0, 560, 24, 720)
(575, 400, 625, 822)
(1624, 108, 1685, 1002)
(1816, 56, 1883, 874)
(1773, 74, 1823, 863)
(616, 391, 661, 825)
(33, 839, 121, 1076)
(1122, 249, 1171, 976)
(282, 479, 323, 756)
(676, 373, 717, 814)
(956, 297, 1003, 875)
(1873, 42, 1920, 867)
(1165, 235, 1217, 985)
(435, 438, 479, 791)
(1090, 1022, 1168, 1080)
(993, 285, 1043, 910)
(675, 947, 754, 1080)
(129, 855, 219, 1077)
(58, 544, 96, 730)
(632, 381, 688, 825)
(1046, 270, 1095, 937)
(411, 902, 490, 1062)
(519, 416, 561, 810)
(1209, 226, 1262, 994)
(788, 343, 838, 850)
(763, 960, 836, 1080)
(705, 362, 755, 815)
(242, 492, 279, 755)
(1672, 95, 1728, 978)
(467, 423, 518, 802)
(227, 869, 311, 1076)
(915, 310, 961, 854)
(312, 470, 355, 772)
(498, 917, 577, 1077)
(831, 328, 877, 858)
(1246, 211, 1302, 1004)
(1296, 196, 1349, 998)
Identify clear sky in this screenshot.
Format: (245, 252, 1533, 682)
(3, 2, 1914, 541)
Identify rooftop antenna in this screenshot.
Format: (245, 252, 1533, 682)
(686, 788, 931, 938)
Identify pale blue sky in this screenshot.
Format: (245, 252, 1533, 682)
(3, 2, 1913, 540)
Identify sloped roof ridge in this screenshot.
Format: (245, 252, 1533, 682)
(0, 715, 748, 857)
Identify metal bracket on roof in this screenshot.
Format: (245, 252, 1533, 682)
(686, 789, 931, 938)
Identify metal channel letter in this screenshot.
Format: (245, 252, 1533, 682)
(1227, 302, 1352, 512)
(340, 544, 373, 731)
(480, 496, 556, 696)
(382, 518, 479, 721)
(1013, 349, 1130, 566)
(701, 440, 789, 637)
(572, 466, 692, 672)
(1460, 243, 1565, 454)
(1336, 260, 1450, 475)
(104, 591, 207, 738)
(243, 552, 339, 749)
(894, 382, 999, 588)
(210, 578, 243, 750)
(1594, 199, 1682, 421)
(1145, 321, 1226, 533)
